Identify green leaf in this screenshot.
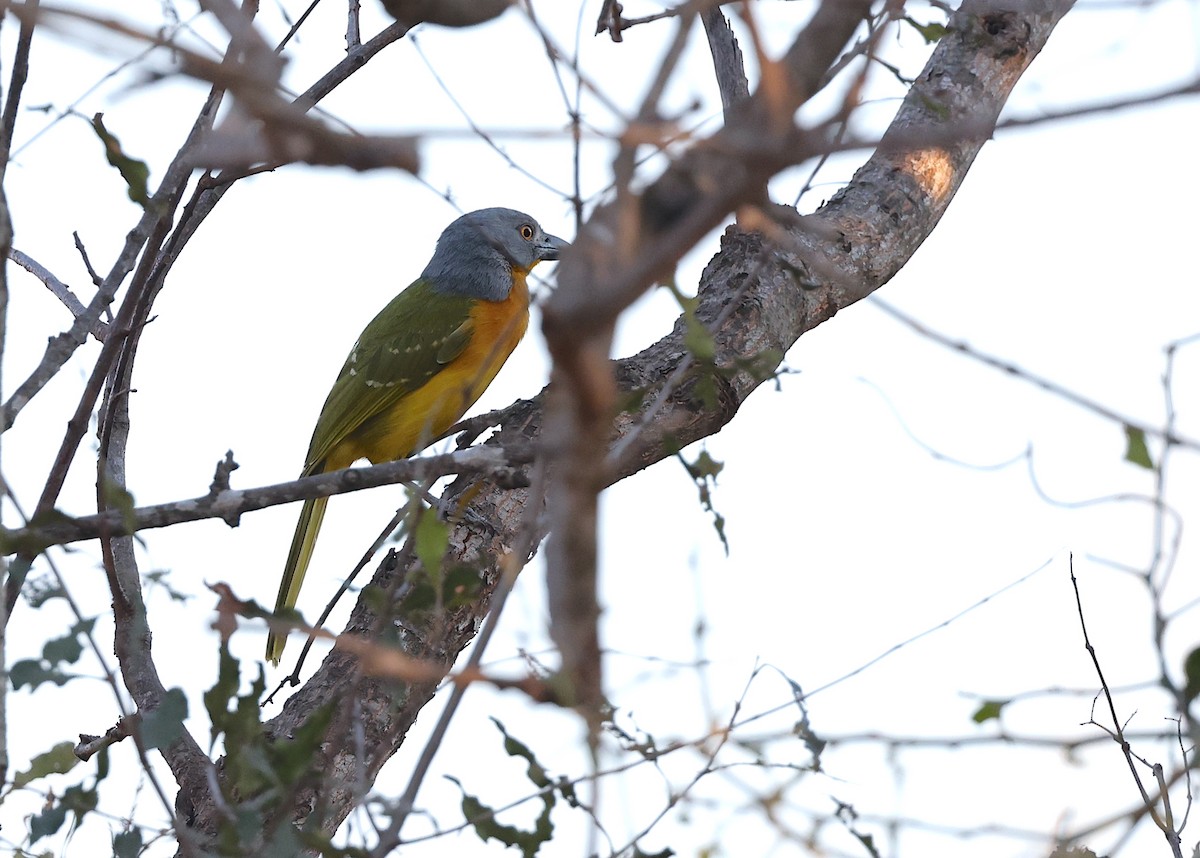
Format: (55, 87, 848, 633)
(29, 784, 98, 845)
(683, 450, 723, 481)
(9, 658, 71, 691)
(558, 778, 580, 808)
(140, 687, 188, 750)
(683, 317, 716, 363)
(452, 777, 554, 858)
(903, 16, 949, 43)
(0, 509, 75, 558)
(492, 716, 551, 789)
(25, 572, 68, 607)
(214, 660, 271, 796)
(678, 450, 729, 555)
(1182, 646, 1200, 705)
(203, 642, 338, 805)
(43, 617, 96, 666)
(112, 828, 143, 858)
(450, 719, 557, 857)
(99, 476, 139, 533)
(851, 830, 881, 858)
(1123, 424, 1154, 469)
(14, 741, 80, 787)
(267, 701, 335, 785)
(62, 782, 99, 819)
(615, 385, 648, 415)
(399, 579, 437, 614)
(91, 113, 151, 207)
(971, 699, 1008, 724)
(42, 633, 83, 665)
(95, 744, 111, 782)
(414, 506, 450, 585)
(203, 643, 243, 751)
(667, 282, 716, 363)
(689, 369, 720, 411)
(29, 802, 69, 844)
(442, 565, 483, 609)
(144, 569, 191, 603)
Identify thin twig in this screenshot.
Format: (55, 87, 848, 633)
(1069, 554, 1183, 855)
(73, 231, 104, 289)
(872, 297, 1200, 453)
(347, 0, 361, 50)
(409, 36, 568, 199)
(0, 0, 39, 162)
(274, 0, 324, 54)
(8, 249, 108, 341)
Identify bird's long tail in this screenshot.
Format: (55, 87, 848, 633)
(267, 494, 329, 665)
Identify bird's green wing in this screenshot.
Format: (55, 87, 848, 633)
(302, 279, 476, 471)
(436, 317, 475, 364)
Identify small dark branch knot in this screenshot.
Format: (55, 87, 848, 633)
(982, 13, 1007, 35)
(491, 467, 531, 490)
(207, 450, 239, 500)
(642, 168, 701, 233)
(978, 11, 1029, 59)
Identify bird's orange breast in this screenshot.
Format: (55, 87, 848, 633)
(352, 271, 530, 466)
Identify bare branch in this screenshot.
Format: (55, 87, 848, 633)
(1069, 555, 1184, 855)
(0, 0, 38, 163)
(75, 719, 133, 761)
(347, 0, 361, 50)
(997, 75, 1200, 132)
(595, 0, 702, 40)
(3, 4, 419, 175)
(191, 126, 419, 173)
(0, 442, 533, 551)
(0, 256, 123, 432)
(701, 5, 749, 114)
(8, 249, 108, 341)
(871, 297, 1200, 453)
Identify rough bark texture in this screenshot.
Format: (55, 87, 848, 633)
(229, 0, 1077, 844)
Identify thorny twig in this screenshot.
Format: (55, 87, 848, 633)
(1069, 554, 1185, 857)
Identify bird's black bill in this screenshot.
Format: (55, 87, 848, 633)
(539, 233, 569, 261)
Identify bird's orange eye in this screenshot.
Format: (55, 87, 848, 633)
(520, 224, 534, 240)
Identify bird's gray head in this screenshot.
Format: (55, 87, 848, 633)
(422, 207, 569, 301)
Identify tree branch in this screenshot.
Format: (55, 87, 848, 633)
(2, 443, 534, 551)
(7, 248, 108, 341)
(701, 4, 749, 114)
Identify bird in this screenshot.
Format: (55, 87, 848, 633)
(267, 207, 567, 665)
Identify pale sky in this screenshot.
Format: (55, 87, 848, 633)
(2, 1, 1199, 856)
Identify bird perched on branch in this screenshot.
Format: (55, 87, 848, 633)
(267, 208, 567, 665)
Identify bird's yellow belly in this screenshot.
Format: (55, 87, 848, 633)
(345, 280, 529, 465)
